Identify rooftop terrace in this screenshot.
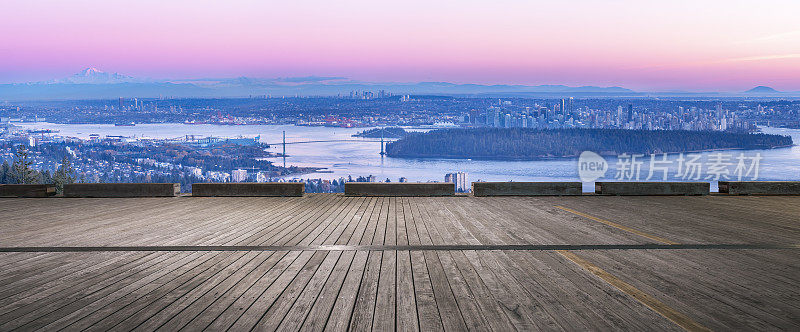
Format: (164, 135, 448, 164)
(1, 194, 798, 331)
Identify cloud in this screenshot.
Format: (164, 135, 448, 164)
(721, 54, 800, 62)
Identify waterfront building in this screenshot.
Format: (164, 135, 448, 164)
(445, 172, 469, 193)
(232, 169, 248, 182)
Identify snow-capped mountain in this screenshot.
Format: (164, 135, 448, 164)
(54, 67, 141, 84)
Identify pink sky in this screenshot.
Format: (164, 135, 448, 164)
(1, 0, 799, 91)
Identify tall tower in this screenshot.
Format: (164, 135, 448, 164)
(568, 97, 574, 115)
(627, 104, 633, 122)
(282, 131, 286, 168)
(380, 127, 386, 155)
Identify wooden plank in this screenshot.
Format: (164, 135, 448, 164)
(460, 250, 547, 330)
(533, 251, 677, 330)
(203, 251, 305, 331)
(40, 252, 210, 331)
(269, 251, 342, 331)
(483, 250, 591, 331)
(300, 250, 357, 331)
(333, 197, 371, 245)
(344, 197, 379, 245)
(434, 251, 492, 330)
(83, 252, 242, 332)
(357, 197, 384, 245)
(142, 251, 272, 331)
(448, 250, 522, 331)
(372, 197, 389, 245)
(581, 249, 800, 330)
(396, 250, 420, 332)
(323, 250, 369, 332)
(558, 250, 711, 332)
(422, 251, 468, 331)
(52, 252, 217, 331)
(409, 251, 444, 331)
(174, 251, 289, 331)
(348, 250, 382, 330)
(0, 252, 139, 299)
(1, 195, 799, 332)
(372, 250, 396, 331)
(0, 252, 169, 328)
(225, 250, 319, 331)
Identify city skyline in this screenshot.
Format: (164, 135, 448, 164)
(2, 0, 800, 91)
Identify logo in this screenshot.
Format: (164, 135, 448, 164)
(578, 151, 608, 182)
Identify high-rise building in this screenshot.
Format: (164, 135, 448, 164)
(231, 169, 248, 182)
(568, 97, 574, 115)
(627, 104, 634, 122)
(492, 109, 501, 127)
(445, 172, 469, 193)
(470, 109, 480, 124)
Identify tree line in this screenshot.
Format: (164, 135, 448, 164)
(386, 128, 794, 159)
(352, 127, 409, 138)
(1, 145, 77, 193)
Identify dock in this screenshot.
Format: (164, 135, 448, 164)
(1, 194, 798, 331)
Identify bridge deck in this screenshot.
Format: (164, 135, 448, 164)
(0, 195, 798, 331)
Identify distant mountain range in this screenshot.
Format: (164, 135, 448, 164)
(1, 68, 798, 100)
(744, 86, 781, 94)
(49, 67, 144, 84)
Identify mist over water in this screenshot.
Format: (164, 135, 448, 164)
(18, 123, 800, 191)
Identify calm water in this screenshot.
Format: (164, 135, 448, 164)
(18, 123, 800, 191)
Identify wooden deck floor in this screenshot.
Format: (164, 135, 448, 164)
(0, 194, 798, 331)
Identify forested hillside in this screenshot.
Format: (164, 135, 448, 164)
(385, 128, 793, 159)
(352, 127, 409, 138)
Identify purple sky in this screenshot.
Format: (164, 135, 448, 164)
(1, 0, 799, 91)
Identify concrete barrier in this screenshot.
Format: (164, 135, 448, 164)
(0, 184, 55, 198)
(472, 182, 582, 196)
(345, 182, 454, 196)
(718, 181, 800, 195)
(595, 182, 709, 196)
(192, 182, 304, 197)
(63, 183, 180, 197)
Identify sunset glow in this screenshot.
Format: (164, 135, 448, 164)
(2, 0, 799, 90)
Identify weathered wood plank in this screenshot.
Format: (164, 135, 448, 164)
(373, 250, 397, 331)
(323, 250, 369, 332)
(349, 250, 383, 330)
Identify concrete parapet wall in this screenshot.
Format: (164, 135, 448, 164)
(192, 183, 304, 197)
(595, 182, 709, 196)
(63, 183, 180, 197)
(473, 182, 582, 196)
(719, 181, 800, 195)
(0, 184, 55, 198)
(345, 182, 454, 196)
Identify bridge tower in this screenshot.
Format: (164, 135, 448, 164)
(282, 131, 286, 168)
(380, 127, 386, 156)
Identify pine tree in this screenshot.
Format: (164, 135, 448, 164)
(0, 160, 10, 184)
(11, 145, 37, 184)
(53, 156, 77, 194)
(39, 170, 53, 185)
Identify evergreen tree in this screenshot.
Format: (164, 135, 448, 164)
(0, 160, 9, 184)
(53, 156, 77, 194)
(39, 170, 53, 185)
(11, 145, 37, 184)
